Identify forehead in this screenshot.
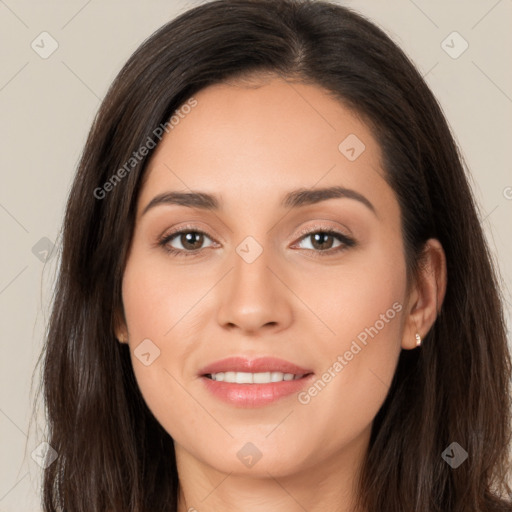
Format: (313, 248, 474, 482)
(159, 76, 379, 164)
(138, 76, 397, 222)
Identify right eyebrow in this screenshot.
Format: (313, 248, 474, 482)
(142, 191, 219, 216)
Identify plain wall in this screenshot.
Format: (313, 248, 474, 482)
(0, 1, 510, 510)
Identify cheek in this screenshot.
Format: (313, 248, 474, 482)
(121, 251, 206, 340)
(292, 239, 406, 425)
(120, 251, 213, 437)
(298, 233, 406, 350)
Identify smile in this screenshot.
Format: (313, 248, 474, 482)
(206, 371, 306, 383)
(198, 357, 314, 407)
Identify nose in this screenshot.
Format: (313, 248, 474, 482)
(216, 242, 293, 335)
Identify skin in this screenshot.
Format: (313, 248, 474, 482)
(116, 74, 447, 512)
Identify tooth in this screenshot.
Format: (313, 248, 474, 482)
(270, 371, 284, 382)
(235, 372, 254, 384)
(210, 371, 301, 383)
(224, 371, 236, 382)
(253, 372, 271, 383)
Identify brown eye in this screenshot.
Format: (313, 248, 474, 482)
(159, 229, 215, 257)
(295, 229, 355, 254)
(179, 232, 205, 250)
(309, 232, 336, 250)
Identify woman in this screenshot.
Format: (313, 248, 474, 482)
(39, 0, 512, 510)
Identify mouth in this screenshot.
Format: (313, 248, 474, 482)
(198, 357, 314, 408)
(204, 371, 308, 383)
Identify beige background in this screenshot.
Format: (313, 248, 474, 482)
(0, 1, 511, 510)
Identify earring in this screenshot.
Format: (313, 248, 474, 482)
(415, 333, 422, 347)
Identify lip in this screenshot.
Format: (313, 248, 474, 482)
(198, 356, 313, 376)
(198, 357, 314, 408)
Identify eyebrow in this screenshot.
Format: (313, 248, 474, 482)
(141, 186, 376, 216)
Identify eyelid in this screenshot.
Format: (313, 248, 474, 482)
(292, 222, 353, 242)
(159, 223, 214, 241)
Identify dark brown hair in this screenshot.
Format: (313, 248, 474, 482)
(38, 0, 512, 510)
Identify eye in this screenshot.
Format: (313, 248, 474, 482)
(293, 227, 356, 256)
(158, 227, 216, 257)
(157, 225, 356, 258)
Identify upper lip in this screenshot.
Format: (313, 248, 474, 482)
(199, 357, 313, 376)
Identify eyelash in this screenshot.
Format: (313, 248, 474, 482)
(157, 224, 356, 259)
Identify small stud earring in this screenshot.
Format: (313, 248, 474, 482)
(415, 333, 422, 347)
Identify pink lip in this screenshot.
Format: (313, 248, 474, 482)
(198, 357, 314, 408)
(199, 356, 312, 376)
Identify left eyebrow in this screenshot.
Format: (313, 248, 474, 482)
(141, 185, 376, 216)
(282, 186, 376, 215)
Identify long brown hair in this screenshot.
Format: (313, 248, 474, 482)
(38, 0, 512, 510)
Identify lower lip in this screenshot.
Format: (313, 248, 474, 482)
(200, 375, 314, 408)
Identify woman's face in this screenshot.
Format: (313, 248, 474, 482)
(118, 76, 417, 479)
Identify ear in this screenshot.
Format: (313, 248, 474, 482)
(114, 308, 129, 344)
(401, 238, 447, 350)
